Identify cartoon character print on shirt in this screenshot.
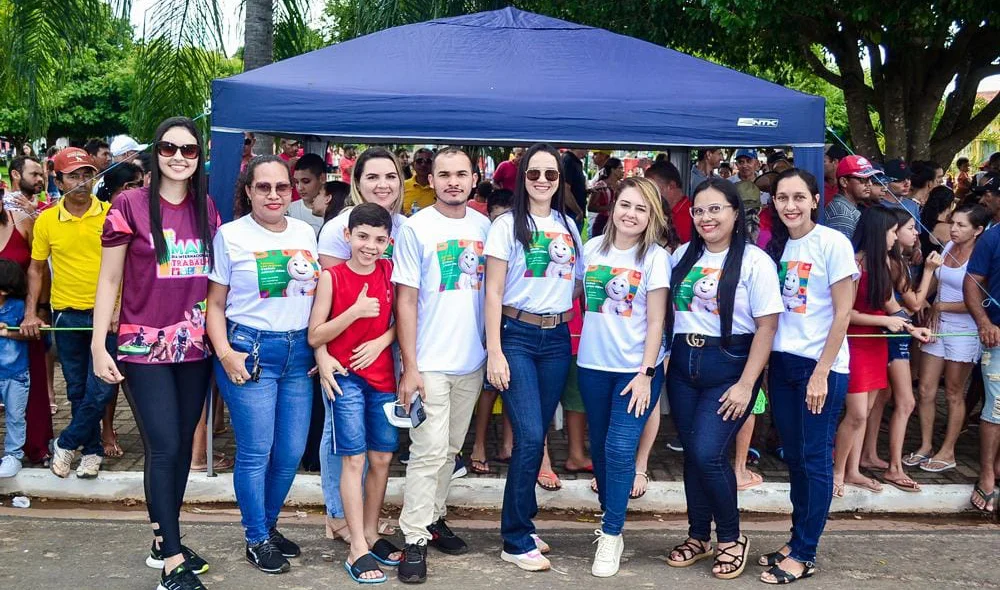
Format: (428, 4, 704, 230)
(436, 239, 485, 291)
(523, 230, 576, 280)
(584, 265, 641, 317)
(778, 261, 811, 313)
(253, 249, 321, 298)
(674, 267, 721, 315)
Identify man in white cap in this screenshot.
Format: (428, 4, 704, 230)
(109, 135, 148, 164)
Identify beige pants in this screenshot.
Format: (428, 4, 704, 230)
(398, 366, 484, 544)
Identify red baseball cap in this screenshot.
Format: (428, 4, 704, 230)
(836, 155, 877, 179)
(53, 147, 97, 174)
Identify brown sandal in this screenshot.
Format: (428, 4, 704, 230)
(667, 538, 713, 567)
(713, 535, 749, 580)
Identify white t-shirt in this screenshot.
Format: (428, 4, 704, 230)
(317, 207, 406, 261)
(208, 215, 320, 332)
(483, 211, 584, 314)
(670, 242, 783, 336)
(287, 199, 324, 236)
(771, 225, 859, 374)
(391, 206, 492, 374)
(578, 236, 671, 372)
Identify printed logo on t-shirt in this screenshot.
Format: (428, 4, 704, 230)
(117, 301, 208, 363)
(524, 231, 575, 280)
(156, 229, 210, 278)
(383, 239, 394, 259)
(436, 239, 485, 291)
(584, 265, 641, 317)
(674, 266, 721, 315)
(254, 249, 320, 298)
(778, 261, 812, 313)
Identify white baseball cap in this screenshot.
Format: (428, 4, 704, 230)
(110, 135, 149, 157)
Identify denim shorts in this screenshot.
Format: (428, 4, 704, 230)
(981, 346, 1000, 425)
(328, 372, 399, 456)
(888, 336, 910, 362)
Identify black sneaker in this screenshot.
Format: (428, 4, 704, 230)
(245, 539, 290, 574)
(451, 454, 467, 480)
(157, 564, 206, 590)
(268, 528, 301, 558)
(397, 540, 427, 584)
(147, 541, 210, 575)
(427, 517, 468, 555)
(399, 451, 411, 465)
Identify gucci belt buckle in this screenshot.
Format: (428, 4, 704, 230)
(686, 333, 706, 348)
(539, 314, 559, 329)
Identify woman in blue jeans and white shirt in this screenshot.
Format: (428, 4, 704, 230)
(206, 155, 321, 575)
(577, 178, 670, 577)
(484, 143, 584, 572)
(665, 178, 782, 580)
(762, 169, 857, 584)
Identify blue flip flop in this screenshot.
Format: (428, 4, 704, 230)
(369, 538, 402, 567)
(344, 554, 386, 584)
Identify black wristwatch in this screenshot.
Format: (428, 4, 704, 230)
(640, 366, 655, 377)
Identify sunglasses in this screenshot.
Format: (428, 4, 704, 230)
(156, 141, 200, 159)
(526, 169, 559, 182)
(243, 138, 253, 145)
(252, 182, 293, 197)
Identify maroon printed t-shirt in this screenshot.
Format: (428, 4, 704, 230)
(325, 258, 395, 392)
(102, 187, 220, 364)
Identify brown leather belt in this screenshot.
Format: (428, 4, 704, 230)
(502, 305, 573, 329)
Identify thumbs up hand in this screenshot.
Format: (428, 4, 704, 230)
(351, 284, 381, 319)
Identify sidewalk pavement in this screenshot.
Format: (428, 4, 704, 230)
(0, 511, 997, 589)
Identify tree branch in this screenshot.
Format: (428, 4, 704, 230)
(932, 92, 1000, 165)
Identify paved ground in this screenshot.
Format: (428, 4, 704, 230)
(0, 509, 997, 589)
(2, 367, 986, 486)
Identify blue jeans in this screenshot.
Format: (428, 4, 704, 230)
(579, 365, 664, 535)
(666, 336, 756, 543)
(768, 352, 848, 564)
(498, 316, 571, 555)
(320, 423, 346, 519)
(215, 322, 313, 544)
(327, 373, 398, 455)
(54, 309, 117, 456)
(1, 371, 30, 459)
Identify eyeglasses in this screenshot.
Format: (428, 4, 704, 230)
(413, 158, 431, 165)
(526, 169, 560, 182)
(252, 182, 293, 197)
(848, 176, 874, 184)
(690, 203, 735, 218)
(156, 141, 200, 159)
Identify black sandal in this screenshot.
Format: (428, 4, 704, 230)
(666, 538, 713, 567)
(760, 561, 816, 584)
(344, 553, 386, 584)
(713, 535, 749, 580)
(369, 538, 402, 566)
(758, 550, 789, 567)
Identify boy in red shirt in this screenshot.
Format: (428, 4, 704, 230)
(308, 202, 401, 583)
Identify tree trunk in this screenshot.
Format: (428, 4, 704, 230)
(243, 0, 274, 71)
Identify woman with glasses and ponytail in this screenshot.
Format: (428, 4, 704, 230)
(91, 117, 219, 590)
(485, 143, 584, 572)
(664, 178, 782, 580)
(205, 155, 321, 576)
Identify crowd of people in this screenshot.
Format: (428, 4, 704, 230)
(1, 120, 1000, 590)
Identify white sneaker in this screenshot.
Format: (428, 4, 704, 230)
(0, 455, 21, 478)
(76, 454, 102, 479)
(50, 441, 77, 478)
(591, 529, 624, 577)
(500, 548, 551, 571)
(530, 533, 550, 554)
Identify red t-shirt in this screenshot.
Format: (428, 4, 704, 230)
(824, 180, 838, 206)
(340, 157, 356, 184)
(325, 259, 395, 392)
(493, 160, 518, 190)
(672, 196, 693, 244)
(468, 200, 489, 217)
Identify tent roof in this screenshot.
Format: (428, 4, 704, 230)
(211, 7, 824, 148)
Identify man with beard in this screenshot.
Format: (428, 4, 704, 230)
(5, 156, 46, 218)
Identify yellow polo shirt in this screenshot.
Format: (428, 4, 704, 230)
(402, 177, 437, 215)
(31, 197, 110, 310)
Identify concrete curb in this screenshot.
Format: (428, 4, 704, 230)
(0, 468, 976, 514)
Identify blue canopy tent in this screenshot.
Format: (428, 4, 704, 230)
(209, 7, 825, 219)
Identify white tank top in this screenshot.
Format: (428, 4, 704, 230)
(934, 242, 975, 327)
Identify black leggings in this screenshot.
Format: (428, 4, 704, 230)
(121, 360, 211, 557)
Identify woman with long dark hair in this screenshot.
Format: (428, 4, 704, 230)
(833, 206, 930, 497)
(485, 143, 583, 572)
(760, 169, 857, 583)
(206, 155, 320, 575)
(664, 179, 782, 580)
(91, 116, 218, 590)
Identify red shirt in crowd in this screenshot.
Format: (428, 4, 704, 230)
(824, 180, 838, 206)
(672, 196, 693, 244)
(493, 160, 518, 191)
(325, 258, 395, 392)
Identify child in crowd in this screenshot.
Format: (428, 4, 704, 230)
(320, 180, 351, 223)
(308, 202, 401, 583)
(0, 259, 30, 478)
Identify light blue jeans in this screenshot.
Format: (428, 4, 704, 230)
(215, 322, 313, 544)
(1, 371, 30, 460)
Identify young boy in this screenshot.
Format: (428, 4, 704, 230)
(0, 259, 31, 478)
(307, 202, 401, 583)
